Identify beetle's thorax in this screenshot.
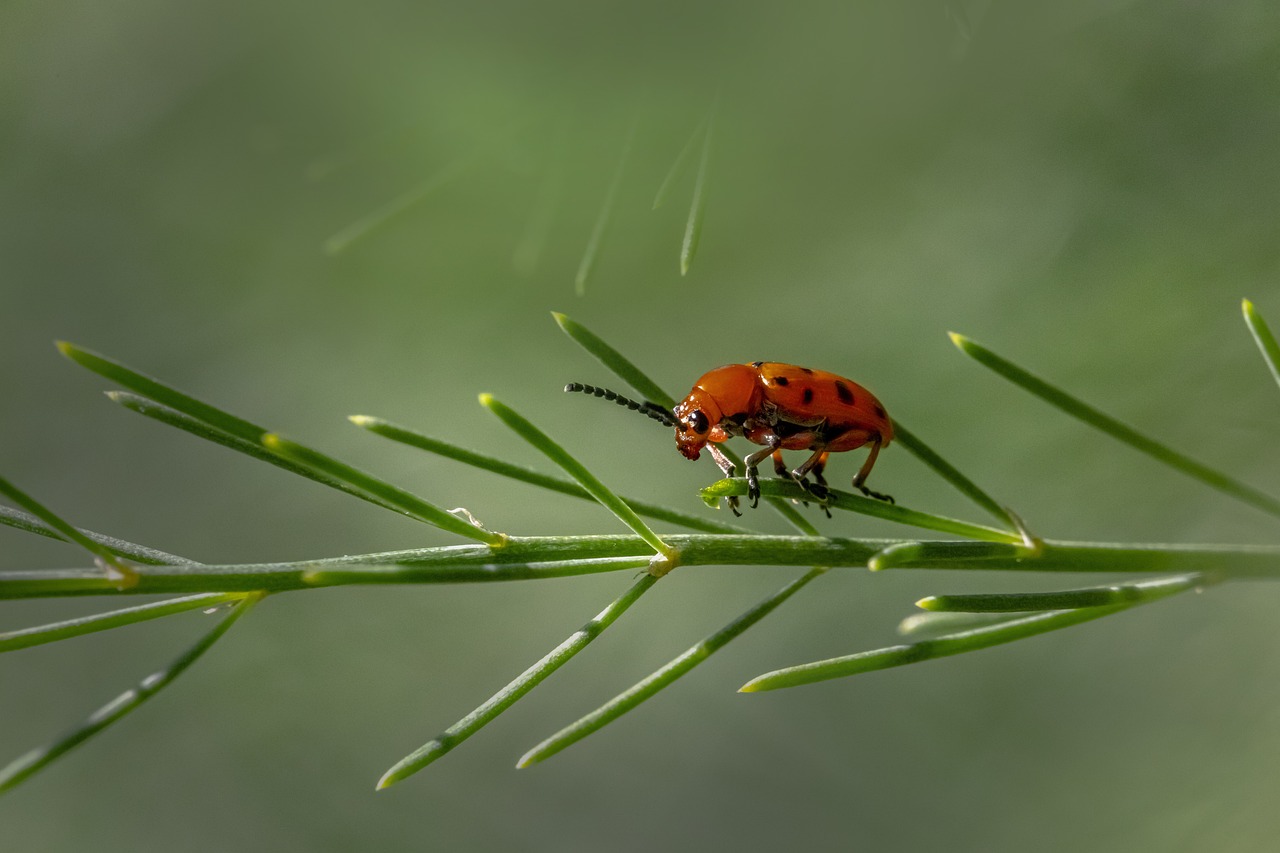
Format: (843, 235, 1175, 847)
(673, 364, 762, 460)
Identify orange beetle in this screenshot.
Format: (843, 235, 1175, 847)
(566, 361, 894, 515)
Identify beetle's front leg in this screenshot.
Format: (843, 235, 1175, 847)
(706, 444, 741, 516)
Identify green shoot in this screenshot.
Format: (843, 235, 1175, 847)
(740, 574, 1204, 692)
(680, 111, 713, 276)
(324, 156, 472, 255)
(260, 434, 505, 546)
(1243, 299, 1280, 394)
(377, 574, 656, 788)
(701, 478, 1020, 544)
(0, 475, 137, 587)
(478, 395, 673, 564)
(348, 415, 745, 534)
(950, 332, 1280, 518)
(0, 592, 262, 793)
(575, 116, 637, 296)
(518, 567, 825, 767)
(1, 593, 247, 654)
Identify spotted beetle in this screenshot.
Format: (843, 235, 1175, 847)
(566, 361, 894, 515)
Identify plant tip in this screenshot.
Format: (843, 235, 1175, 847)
(478, 393, 495, 407)
(947, 331, 968, 349)
(348, 414, 376, 427)
(915, 596, 940, 611)
(1243, 298, 1255, 316)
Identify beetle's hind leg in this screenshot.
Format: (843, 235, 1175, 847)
(852, 437, 894, 504)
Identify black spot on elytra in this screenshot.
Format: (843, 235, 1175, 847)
(834, 381, 855, 404)
(773, 375, 789, 386)
(874, 404, 887, 419)
(802, 388, 814, 404)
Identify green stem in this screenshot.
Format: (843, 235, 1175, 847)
(4, 535, 1280, 598)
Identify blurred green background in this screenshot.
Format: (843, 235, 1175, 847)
(4, 1, 1280, 850)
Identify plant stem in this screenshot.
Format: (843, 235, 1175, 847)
(5, 535, 1280, 599)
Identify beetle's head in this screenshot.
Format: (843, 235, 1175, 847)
(673, 391, 721, 461)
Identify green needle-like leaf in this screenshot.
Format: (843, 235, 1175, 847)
(741, 575, 1203, 692)
(479, 395, 672, 562)
(377, 573, 656, 788)
(0, 592, 262, 794)
(512, 130, 566, 275)
(349, 415, 744, 534)
(63, 347, 408, 517)
(680, 112, 713, 276)
(0, 506, 194, 566)
(553, 313, 675, 408)
(109, 391, 389, 509)
(575, 116, 637, 296)
(897, 611, 1018, 638)
(1, 593, 246, 653)
(740, 608, 1124, 692)
(917, 573, 1210, 612)
(702, 478, 1020, 544)
(891, 421, 1016, 531)
(260, 434, 505, 546)
(951, 332, 1280, 518)
(518, 567, 825, 767)
(652, 119, 706, 209)
(0, 475, 136, 586)
(324, 156, 472, 255)
(58, 342, 264, 444)
(1243, 299, 1280, 394)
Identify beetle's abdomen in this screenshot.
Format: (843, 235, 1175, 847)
(754, 362, 893, 444)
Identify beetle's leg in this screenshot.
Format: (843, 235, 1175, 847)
(772, 448, 824, 511)
(852, 436, 894, 504)
(771, 450, 791, 480)
(743, 436, 781, 509)
(791, 450, 832, 516)
(706, 443, 741, 515)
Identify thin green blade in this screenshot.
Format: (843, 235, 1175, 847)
(0, 593, 262, 793)
(478, 395, 672, 562)
(951, 332, 1280, 518)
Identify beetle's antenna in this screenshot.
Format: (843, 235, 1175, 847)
(564, 383, 676, 428)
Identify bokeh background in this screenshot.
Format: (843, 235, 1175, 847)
(4, 1, 1280, 850)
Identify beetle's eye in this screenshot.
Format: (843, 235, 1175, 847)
(688, 411, 709, 434)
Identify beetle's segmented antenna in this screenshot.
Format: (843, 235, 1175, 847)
(564, 383, 677, 427)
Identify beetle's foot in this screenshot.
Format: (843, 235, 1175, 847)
(795, 480, 831, 517)
(727, 494, 742, 516)
(858, 485, 895, 504)
(747, 474, 761, 509)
